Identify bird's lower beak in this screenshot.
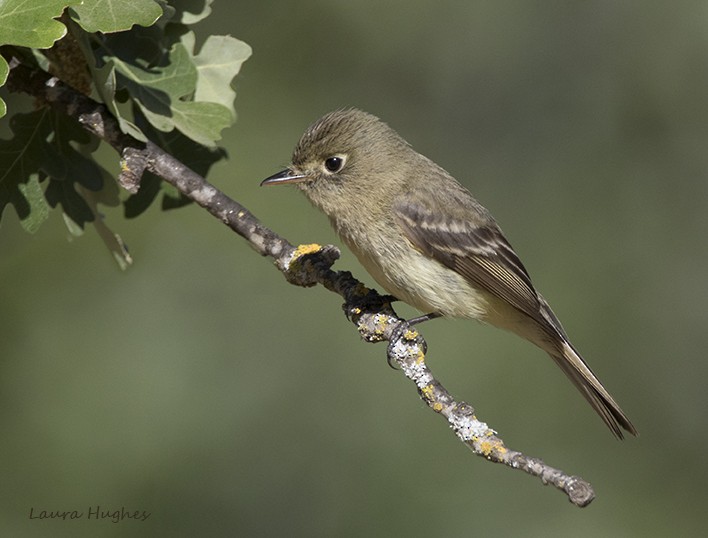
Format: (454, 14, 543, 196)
(260, 169, 307, 186)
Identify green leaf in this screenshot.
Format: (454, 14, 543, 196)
(186, 33, 252, 119)
(49, 114, 104, 191)
(93, 14, 168, 66)
(0, 0, 82, 49)
(157, 100, 231, 147)
(79, 184, 132, 269)
(116, 39, 195, 99)
(87, 160, 121, 207)
(92, 61, 147, 141)
(0, 111, 54, 226)
(98, 220, 132, 269)
(0, 109, 107, 231)
(111, 42, 232, 146)
(17, 175, 50, 233)
(61, 209, 85, 236)
(44, 176, 94, 227)
(0, 56, 8, 118)
(171, 0, 213, 24)
(71, 0, 163, 33)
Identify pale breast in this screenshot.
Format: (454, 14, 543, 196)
(340, 227, 490, 319)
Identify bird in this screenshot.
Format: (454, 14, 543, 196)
(261, 108, 637, 439)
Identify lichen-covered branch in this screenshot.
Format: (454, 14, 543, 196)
(353, 309, 594, 507)
(4, 55, 594, 507)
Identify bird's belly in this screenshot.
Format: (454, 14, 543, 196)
(349, 240, 490, 319)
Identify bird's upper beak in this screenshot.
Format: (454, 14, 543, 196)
(260, 169, 307, 186)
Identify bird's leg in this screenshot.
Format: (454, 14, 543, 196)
(406, 312, 442, 325)
(386, 313, 440, 369)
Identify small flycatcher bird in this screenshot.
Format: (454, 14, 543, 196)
(262, 108, 637, 439)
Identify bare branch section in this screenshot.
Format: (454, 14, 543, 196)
(5, 57, 594, 507)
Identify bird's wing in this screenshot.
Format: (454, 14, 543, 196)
(393, 195, 543, 324)
(394, 191, 637, 438)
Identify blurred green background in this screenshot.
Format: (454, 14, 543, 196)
(2, 1, 708, 536)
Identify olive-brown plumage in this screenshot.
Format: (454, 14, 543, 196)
(262, 108, 637, 438)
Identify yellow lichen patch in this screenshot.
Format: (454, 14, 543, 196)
(415, 349, 426, 363)
(288, 244, 323, 274)
(432, 402, 444, 412)
(479, 440, 494, 457)
(479, 438, 507, 458)
(374, 316, 388, 335)
(420, 384, 435, 401)
(403, 328, 419, 340)
(294, 243, 322, 258)
(351, 306, 362, 315)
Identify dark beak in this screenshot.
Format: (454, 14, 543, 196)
(260, 169, 307, 186)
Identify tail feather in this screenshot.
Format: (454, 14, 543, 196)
(552, 341, 637, 439)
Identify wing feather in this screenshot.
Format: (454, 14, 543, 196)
(394, 198, 543, 324)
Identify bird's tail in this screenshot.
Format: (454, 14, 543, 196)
(551, 340, 638, 439)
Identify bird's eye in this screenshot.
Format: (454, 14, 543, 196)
(324, 156, 344, 173)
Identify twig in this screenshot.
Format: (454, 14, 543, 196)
(4, 56, 595, 507)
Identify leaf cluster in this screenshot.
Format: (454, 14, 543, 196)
(0, 0, 251, 266)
